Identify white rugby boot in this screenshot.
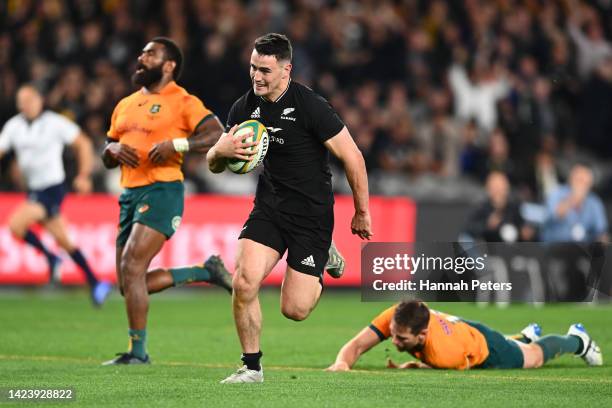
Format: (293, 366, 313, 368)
(325, 241, 345, 279)
(568, 323, 603, 366)
(520, 323, 542, 343)
(220, 365, 264, 383)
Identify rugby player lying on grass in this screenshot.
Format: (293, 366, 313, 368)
(327, 300, 602, 371)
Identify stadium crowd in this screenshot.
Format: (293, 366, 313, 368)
(1, 0, 611, 203)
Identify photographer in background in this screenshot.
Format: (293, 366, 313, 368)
(463, 171, 535, 243)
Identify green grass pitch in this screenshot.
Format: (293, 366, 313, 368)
(0, 289, 611, 407)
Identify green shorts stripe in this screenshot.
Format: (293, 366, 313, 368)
(116, 181, 184, 247)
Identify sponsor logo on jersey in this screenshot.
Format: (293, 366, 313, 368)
(172, 216, 182, 231)
(267, 127, 282, 133)
(150, 104, 161, 114)
(269, 135, 284, 144)
(115, 123, 153, 136)
(137, 204, 150, 213)
(250, 107, 261, 118)
(281, 107, 296, 121)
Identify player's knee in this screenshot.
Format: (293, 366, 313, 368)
(232, 276, 259, 300)
(120, 253, 143, 283)
(120, 257, 133, 276)
(281, 303, 311, 321)
(531, 344, 545, 368)
(232, 268, 261, 300)
(524, 344, 544, 369)
(8, 219, 25, 238)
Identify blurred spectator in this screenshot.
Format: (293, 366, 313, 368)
(459, 120, 486, 179)
(577, 56, 612, 158)
(546, 36, 580, 145)
(448, 50, 510, 132)
(47, 66, 88, 122)
(463, 171, 534, 242)
(529, 135, 561, 201)
(541, 163, 609, 243)
(79, 20, 106, 74)
(343, 107, 380, 172)
(512, 71, 556, 162)
(378, 115, 424, 176)
(567, 1, 612, 79)
(480, 128, 515, 182)
(0, 0, 610, 200)
(417, 88, 461, 177)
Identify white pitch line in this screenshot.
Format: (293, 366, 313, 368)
(0, 354, 610, 384)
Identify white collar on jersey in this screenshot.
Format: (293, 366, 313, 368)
(20, 110, 47, 125)
(260, 78, 292, 104)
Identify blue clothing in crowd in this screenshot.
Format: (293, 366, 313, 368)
(541, 186, 608, 242)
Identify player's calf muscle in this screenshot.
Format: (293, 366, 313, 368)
(280, 290, 319, 321)
(280, 303, 311, 321)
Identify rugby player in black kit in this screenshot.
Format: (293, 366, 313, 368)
(207, 33, 372, 383)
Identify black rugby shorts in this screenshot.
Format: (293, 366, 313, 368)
(239, 202, 333, 278)
(27, 182, 66, 219)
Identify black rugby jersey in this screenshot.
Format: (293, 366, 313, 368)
(226, 80, 344, 215)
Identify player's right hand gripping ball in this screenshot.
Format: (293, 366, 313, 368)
(227, 120, 269, 174)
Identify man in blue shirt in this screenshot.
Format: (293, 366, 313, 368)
(541, 163, 608, 243)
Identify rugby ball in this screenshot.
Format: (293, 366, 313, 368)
(227, 120, 269, 174)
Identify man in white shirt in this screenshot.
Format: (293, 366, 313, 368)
(448, 60, 509, 133)
(0, 84, 111, 306)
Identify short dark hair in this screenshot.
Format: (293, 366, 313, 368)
(393, 300, 430, 335)
(254, 33, 292, 62)
(572, 160, 593, 173)
(18, 82, 44, 96)
(151, 37, 183, 80)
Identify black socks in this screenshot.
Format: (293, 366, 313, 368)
(241, 351, 263, 371)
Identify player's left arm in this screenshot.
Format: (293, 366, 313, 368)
(71, 133, 94, 194)
(324, 127, 373, 240)
(184, 115, 225, 153)
(148, 115, 224, 164)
